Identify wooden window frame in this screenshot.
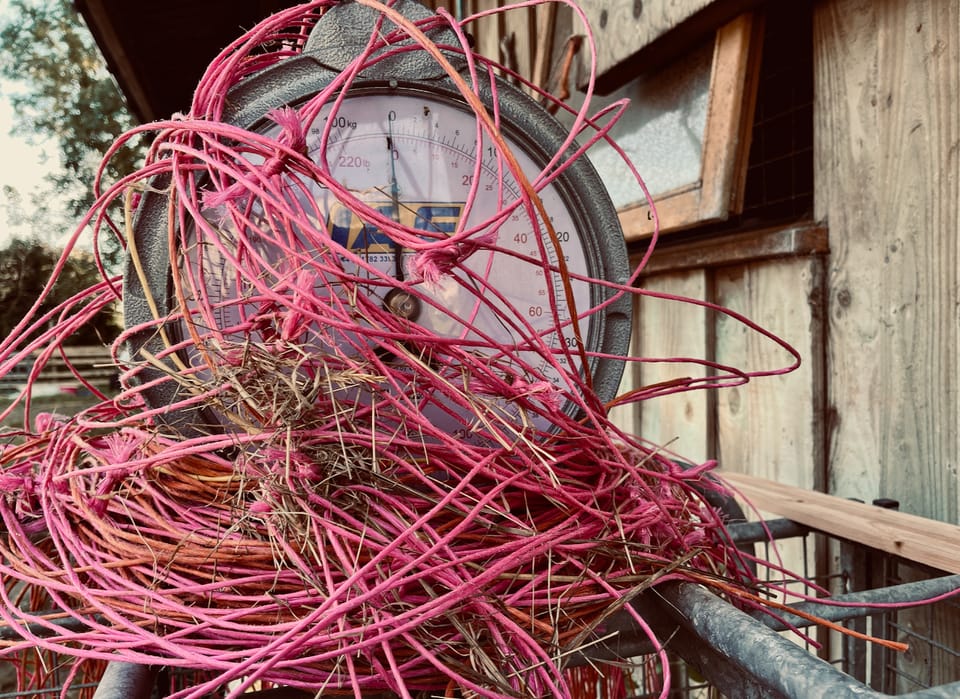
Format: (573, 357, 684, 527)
(618, 13, 764, 241)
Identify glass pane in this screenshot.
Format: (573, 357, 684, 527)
(559, 38, 713, 210)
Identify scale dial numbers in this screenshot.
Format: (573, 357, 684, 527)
(296, 90, 594, 438)
(134, 84, 623, 441)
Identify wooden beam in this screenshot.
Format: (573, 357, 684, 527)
(75, 0, 155, 122)
(633, 223, 828, 275)
(720, 471, 960, 575)
(576, 0, 764, 94)
(530, 2, 557, 91)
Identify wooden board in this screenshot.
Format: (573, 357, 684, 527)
(530, 3, 557, 91)
(636, 270, 710, 464)
(721, 471, 960, 576)
(713, 257, 825, 605)
(576, 0, 764, 93)
(814, 2, 960, 680)
(631, 249, 827, 476)
(606, 295, 640, 435)
(891, 565, 960, 691)
(636, 224, 828, 276)
(813, 0, 959, 522)
(713, 257, 823, 491)
(465, 0, 504, 65)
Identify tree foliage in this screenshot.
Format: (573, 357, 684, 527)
(0, 237, 120, 345)
(0, 0, 143, 239)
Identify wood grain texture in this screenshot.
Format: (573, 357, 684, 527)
(814, 0, 960, 522)
(891, 566, 960, 691)
(489, 2, 536, 85)
(576, 0, 715, 80)
(714, 258, 825, 601)
(721, 471, 960, 575)
(606, 295, 641, 434)
(575, 0, 767, 92)
(634, 224, 828, 276)
(530, 3, 557, 91)
(636, 271, 710, 464)
(466, 0, 504, 65)
(714, 258, 822, 491)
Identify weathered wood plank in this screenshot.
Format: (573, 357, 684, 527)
(502, 4, 536, 83)
(815, 2, 960, 680)
(575, 0, 763, 93)
(721, 471, 960, 576)
(814, 0, 959, 522)
(713, 258, 824, 606)
(530, 3, 557, 91)
(607, 296, 640, 435)
(633, 224, 828, 276)
(636, 270, 710, 464)
(713, 258, 822, 492)
(466, 0, 504, 65)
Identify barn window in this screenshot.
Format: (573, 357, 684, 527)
(556, 13, 763, 239)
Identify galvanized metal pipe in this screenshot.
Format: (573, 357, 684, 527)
(91, 662, 156, 699)
(756, 574, 960, 631)
(647, 581, 960, 699)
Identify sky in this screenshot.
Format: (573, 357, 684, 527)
(0, 93, 55, 240)
(0, 0, 58, 245)
(0, 0, 89, 248)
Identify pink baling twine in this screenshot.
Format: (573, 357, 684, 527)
(0, 1, 807, 698)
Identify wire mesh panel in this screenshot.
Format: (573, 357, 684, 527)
(831, 547, 960, 696)
(636, 521, 960, 699)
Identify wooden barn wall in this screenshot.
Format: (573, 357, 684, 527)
(427, 0, 558, 91)
(627, 257, 825, 494)
(634, 271, 710, 465)
(713, 258, 824, 492)
(461, 0, 829, 493)
(814, 0, 959, 523)
(613, 255, 826, 596)
(449, 0, 959, 527)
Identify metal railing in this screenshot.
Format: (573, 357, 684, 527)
(618, 516, 960, 699)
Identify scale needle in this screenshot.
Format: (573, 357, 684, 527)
(387, 126, 404, 282)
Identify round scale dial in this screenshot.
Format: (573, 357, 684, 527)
(312, 90, 590, 357)
(183, 88, 594, 441)
(124, 11, 631, 441)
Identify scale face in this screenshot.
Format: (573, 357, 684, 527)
(124, 4, 632, 441)
(306, 90, 593, 366)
